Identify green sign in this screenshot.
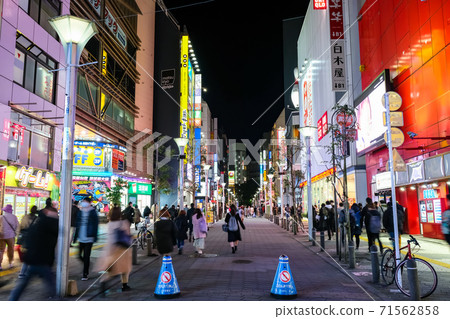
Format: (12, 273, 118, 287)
(128, 182, 152, 195)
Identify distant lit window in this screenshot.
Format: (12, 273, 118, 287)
(19, 0, 61, 38)
(14, 32, 57, 103)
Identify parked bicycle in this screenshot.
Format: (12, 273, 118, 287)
(380, 235, 438, 298)
(136, 218, 156, 250)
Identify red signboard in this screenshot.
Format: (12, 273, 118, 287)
(317, 112, 328, 141)
(313, 0, 327, 10)
(112, 149, 125, 171)
(329, 0, 344, 40)
(336, 112, 354, 127)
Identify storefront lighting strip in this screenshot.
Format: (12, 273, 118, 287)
(72, 171, 113, 177)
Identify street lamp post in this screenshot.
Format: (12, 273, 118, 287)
(276, 161, 284, 220)
(203, 164, 211, 217)
(49, 15, 97, 297)
(263, 180, 268, 217)
(300, 126, 317, 241)
(174, 138, 189, 211)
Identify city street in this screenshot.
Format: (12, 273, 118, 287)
(2, 217, 449, 301)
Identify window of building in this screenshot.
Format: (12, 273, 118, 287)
(7, 111, 52, 169)
(19, 0, 61, 38)
(14, 32, 57, 103)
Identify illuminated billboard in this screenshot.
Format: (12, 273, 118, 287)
(194, 74, 202, 127)
(354, 70, 390, 155)
(302, 66, 313, 127)
(180, 35, 189, 138)
(228, 171, 235, 187)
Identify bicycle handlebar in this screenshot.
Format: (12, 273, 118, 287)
(408, 235, 420, 247)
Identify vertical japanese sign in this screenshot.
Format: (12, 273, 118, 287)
(317, 111, 328, 141)
(329, 0, 347, 91)
(180, 36, 189, 138)
(194, 74, 202, 127)
(302, 67, 313, 127)
(313, 0, 327, 10)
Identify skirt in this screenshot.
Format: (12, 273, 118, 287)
(193, 238, 205, 250)
(227, 230, 242, 242)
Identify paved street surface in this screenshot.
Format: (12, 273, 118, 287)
(0, 217, 448, 301)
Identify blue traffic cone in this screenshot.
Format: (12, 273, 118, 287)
(270, 255, 297, 299)
(154, 255, 180, 299)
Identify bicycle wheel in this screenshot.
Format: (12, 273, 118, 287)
(137, 230, 146, 249)
(380, 248, 395, 285)
(394, 258, 438, 299)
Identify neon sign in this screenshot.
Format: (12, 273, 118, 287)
(15, 166, 49, 189)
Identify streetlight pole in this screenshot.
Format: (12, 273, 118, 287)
(203, 164, 211, 217)
(49, 15, 97, 297)
(221, 182, 226, 219)
(268, 172, 274, 216)
(175, 138, 189, 211)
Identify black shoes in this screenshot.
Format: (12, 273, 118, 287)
(122, 283, 131, 291)
(234, 246, 237, 252)
(232, 247, 236, 254)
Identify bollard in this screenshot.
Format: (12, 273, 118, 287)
(286, 219, 290, 232)
(320, 231, 325, 251)
(282, 218, 286, 229)
(132, 239, 138, 265)
(147, 237, 153, 256)
(370, 245, 379, 283)
(407, 259, 421, 301)
(348, 241, 355, 269)
(312, 228, 316, 246)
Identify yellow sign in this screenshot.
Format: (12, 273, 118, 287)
(383, 112, 404, 127)
(180, 35, 189, 138)
(206, 211, 214, 223)
(102, 50, 107, 76)
(384, 128, 405, 148)
(5, 165, 58, 191)
(382, 91, 402, 111)
(73, 146, 104, 167)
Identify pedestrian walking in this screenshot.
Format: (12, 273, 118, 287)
(349, 203, 362, 250)
(324, 201, 334, 240)
(154, 210, 177, 256)
(0, 204, 19, 271)
(192, 208, 208, 255)
(383, 198, 405, 246)
(9, 202, 58, 300)
(168, 205, 177, 220)
(441, 194, 450, 245)
(363, 202, 383, 253)
(143, 205, 151, 218)
(70, 200, 80, 247)
(225, 204, 245, 254)
(96, 205, 132, 292)
(187, 203, 195, 242)
(174, 210, 189, 254)
(74, 197, 99, 281)
(17, 206, 38, 278)
(134, 204, 142, 230)
(121, 202, 135, 225)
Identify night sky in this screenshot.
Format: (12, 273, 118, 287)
(160, 0, 310, 142)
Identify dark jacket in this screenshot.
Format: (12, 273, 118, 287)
(24, 210, 59, 266)
(383, 203, 404, 234)
(154, 218, 177, 254)
(122, 206, 135, 224)
(143, 206, 151, 217)
(71, 204, 80, 227)
(187, 208, 195, 227)
(225, 213, 245, 242)
(364, 208, 381, 234)
(74, 207, 99, 242)
(168, 207, 177, 220)
(174, 215, 189, 241)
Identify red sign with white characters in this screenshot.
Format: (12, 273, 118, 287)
(317, 112, 328, 141)
(336, 112, 354, 127)
(329, 0, 344, 40)
(313, 0, 327, 10)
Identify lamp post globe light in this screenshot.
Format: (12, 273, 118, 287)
(174, 138, 189, 211)
(49, 15, 97, 297)
(300, 126, 317, 241)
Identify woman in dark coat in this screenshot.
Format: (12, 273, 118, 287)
(174, 210, 189, 255)
(225, 204, 246, 254)
(154, 210, 177, 256)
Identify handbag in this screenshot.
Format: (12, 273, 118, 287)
(222, 224, 229, 232)
(199, 217, 208, 233)
(114, 222, 132, 248)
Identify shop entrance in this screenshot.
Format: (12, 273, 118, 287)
(4, 188, 50, 222)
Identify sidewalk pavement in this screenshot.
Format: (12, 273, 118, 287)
(286, 218, 450, 301)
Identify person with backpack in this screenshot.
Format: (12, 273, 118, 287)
(174, 210, 189, 255)
(364, 202, 383, 253)
(0, 204, 19, 270)
(17, 206, 39, 278)
(383, 198, 405, 246)
(154, 210, 177, 256)
(225, 204, 246, 254)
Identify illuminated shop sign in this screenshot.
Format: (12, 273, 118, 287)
(5, 166, 58, 191)
(74, 140, 127, 152)
(313, 0, 327, 10)
(194, 74, 202, 127)
(104, 6, 127, 49)
(128, 182, 152, 195)
(302, 66, 313, 127)
(73, 146, 104, 167)
(180, 35, 189, 138)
